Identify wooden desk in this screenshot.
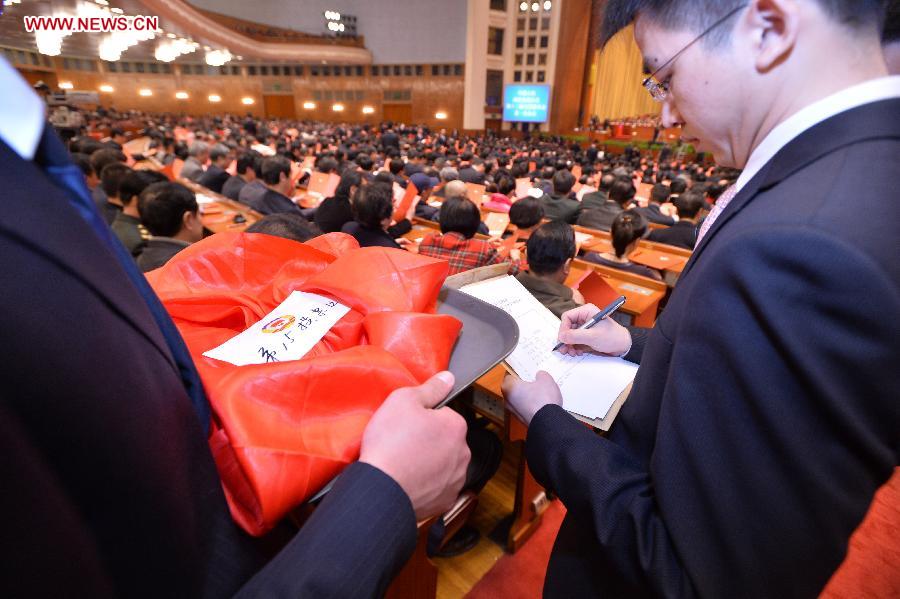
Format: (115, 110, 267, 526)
(471, 365, 548, 554)
(573, 224, 691, 286)
(566, 259, 666, 327)
(178, 179, 262, 233)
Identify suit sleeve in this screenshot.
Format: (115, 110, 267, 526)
(525, 227, 899, 598)
(236, 462, 417, 598)
(622, 326, 649, 363)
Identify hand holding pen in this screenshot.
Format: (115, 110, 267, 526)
(554, 296, 632, 357)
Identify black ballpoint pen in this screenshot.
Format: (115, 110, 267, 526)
(552, 295, 626, 352)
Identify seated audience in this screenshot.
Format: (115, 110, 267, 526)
(238, 154, 268, 208)
(245, 213, 321, 242)
(580, 173, 615, 211)
(70, 152, 100, 192)
(180, 141, 209, 182)
(197, 144, 233, 194)
(111, 170, 165, 256)
(136, 182, 204, 272)
(98, 162, 131, 225)
(583, 210, 662, 281)
(482, 174, 515, 213)
(418, 197, 508, 275)
(314, 169, 364, 233)
(539, 170, 581, 224)
(245, 156, 303, 216)
(89, 147, 126, 213)
(432, 166, 459, 199)
(508, 196, 545, 242)
(221, 151, 260, 202)
(577, 177, 635, 231)
(648, 190, 704, 249)
(341, 183, 406, 249)
(516, 221, 584, 318)
(635, 183, 677, 225)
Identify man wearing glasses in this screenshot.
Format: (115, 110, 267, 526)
(504, 0, 899, 597)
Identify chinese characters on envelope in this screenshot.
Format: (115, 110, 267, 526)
(203, 291, 350, 366)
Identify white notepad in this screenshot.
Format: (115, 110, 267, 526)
(460, 276, 637, 420)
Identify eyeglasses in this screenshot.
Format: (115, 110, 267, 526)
(642, 3, 748, 102)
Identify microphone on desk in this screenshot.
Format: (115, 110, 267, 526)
(552, 295, 626, 352)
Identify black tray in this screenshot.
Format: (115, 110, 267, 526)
(435, 286, 519, 406)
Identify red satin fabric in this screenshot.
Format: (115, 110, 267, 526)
(147, 232, 460, 535)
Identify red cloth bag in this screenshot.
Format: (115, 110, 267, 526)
(147, 232, 461, 535)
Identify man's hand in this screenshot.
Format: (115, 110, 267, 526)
(502, 371, 563, 427)
(557, 303, 632, 357)
(359, 371, 470, 521)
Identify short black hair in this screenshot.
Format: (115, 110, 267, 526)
(236, 151, 260, 176)
(356, 154, 373, 172)
(496, 174, 516, 196)
(389, 159, 404, 176)
(509, 197, 545, 229)
(210, 144, 230, 162)
(602, 0, 888, 47)
(119, 170, 166, 207)
(90, 147, 126, 176)
(439, 197, 482, 239)
(335, 169, 363, 200)
(673, 190, 705, 219)
(526, 221, 577, 276)
(246, 213, 320, 242)
(611, 209, 648, 257)
(260, 156, 291, 185)
(884, 0, 899, 42)
(669, 178, 688, 195)
(609, 178, 636, 207)
(552, 170, 576, 195)
(100, 162, 132, 197)
(650, 183, 671, 204)
(352, 183, 393, 228)
(138, 182, 198, 237)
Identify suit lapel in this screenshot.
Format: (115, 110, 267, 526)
(680, 98, 900, 280)
(0, 139, 178, 370)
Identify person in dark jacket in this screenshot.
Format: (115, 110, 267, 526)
(539, 170, 582, 224)
(583, 210, 662, 280)
(136, 181, 204, 271)
(648, 190, 703, 249)
(197, 144, 232, 194)
(314, 169, 364, 233)
(577, 177, 635, 231)
(221, 151, 260, 202)
(516, 221, 584, 317)
(341, 183, 408, 249)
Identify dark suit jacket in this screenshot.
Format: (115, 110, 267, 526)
(314, 195, 353, 233)
(647, 219, 697, 249)
(635, 203, 676, 226)
(198, 165, 230, 194)
(576, 200, 621, 231)
(341, 221, 402, 248)
(526, 99, 900, 597)
(539, 192, 581, 224)
(244, 188, 303, 217)
(0, 135, 417, 597)
(221, 174, 247, 201)
(580, 190, 609, 211)
(458, 166, 486, 185)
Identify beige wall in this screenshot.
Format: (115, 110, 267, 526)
(36, 63, 466, 129)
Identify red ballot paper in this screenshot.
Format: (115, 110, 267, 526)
(572, 164, 583, 180)
(575, 269, 621, 308)
(324, 173, 341, 197)
(528, 161, 537, 172)
(392, 182, 419, 222)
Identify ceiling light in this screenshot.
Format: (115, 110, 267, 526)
(94, 0, 109, 5)
(543, 0, 551, 9)
(166, 32, 176, 38)
(110, 6, 123, 13)
(435, 111, 448, 120)
(58, 81, 74, 89)
(205, 49, 232, 66)
(175, 91, 189, 99)
(531, 2, 539, 11)
(241, 97, 254, 105)
(519, 1, 528, 10)
(99, 84, 114, 92)
(331, 103, 344, 112)
(138, 88, 152, 96)
(208, 94, 221, 102)
(303, 101, 316, 110)
(35, 30, 65, 56)
(362, 105, 374, 114)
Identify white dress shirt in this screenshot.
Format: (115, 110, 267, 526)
(735, 76, 900, 193)
(0, 58, 45, 160)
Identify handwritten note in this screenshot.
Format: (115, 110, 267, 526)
(203, 291, 350, 366)
(460, 276, 637, 420)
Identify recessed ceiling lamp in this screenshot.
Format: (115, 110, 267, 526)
(303, 101, 316, 110)
(208, 94, 222, 102)
(241, 97, 254, 105)
(175, 91, 189, 99)
(138, 88, 152, 96)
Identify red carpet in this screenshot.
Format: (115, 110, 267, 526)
(466, 501, 566, 599)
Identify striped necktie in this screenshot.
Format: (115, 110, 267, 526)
(696, 183, 738, 246)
